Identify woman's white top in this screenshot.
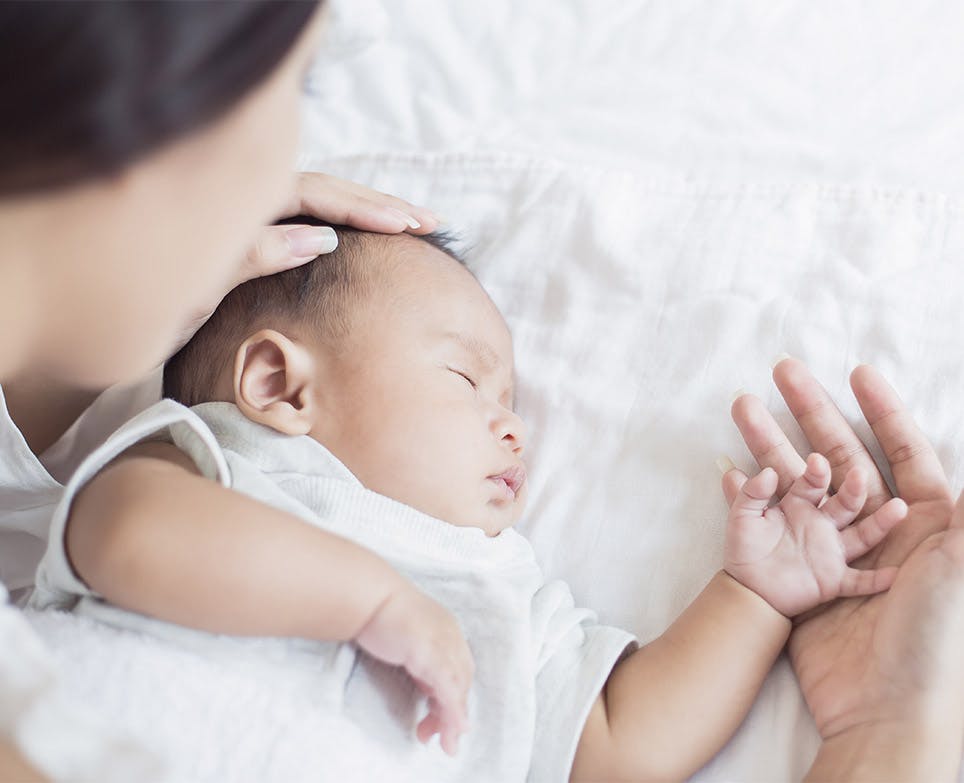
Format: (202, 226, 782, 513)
(0, 373, 162, 596)
(0, 375, 163, 781)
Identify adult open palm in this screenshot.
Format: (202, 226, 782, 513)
(791, 493, 964, 739)
(723, 359, 959, 739)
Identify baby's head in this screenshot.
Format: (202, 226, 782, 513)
(164, 220, 527, 535)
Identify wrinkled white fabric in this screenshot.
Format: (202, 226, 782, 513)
(30, 400, 635, 782)
(304, 0, 964, 197)
(0, 375, 164, 781)
(281, 154, 964, 781)
(0, 583, 162, 782)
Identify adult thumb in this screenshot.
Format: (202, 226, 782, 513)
(243, 224, 338, 280)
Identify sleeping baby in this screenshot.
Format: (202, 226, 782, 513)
(29, 221, 907, 781)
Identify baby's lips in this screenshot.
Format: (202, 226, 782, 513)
(491, 465, 527, 496)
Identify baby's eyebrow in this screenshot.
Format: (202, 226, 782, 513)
(444, 331, 516, 406)
(444, 332, 503, 372)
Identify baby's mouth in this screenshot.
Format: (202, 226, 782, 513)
(488, 466, 527, 500)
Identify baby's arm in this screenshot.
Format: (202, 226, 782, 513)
(571, 455, 907, 781)
(66, 441, 471, 755)
(572, 572, 788, 781)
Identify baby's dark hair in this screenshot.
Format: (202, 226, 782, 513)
(163, 216, 465, 407)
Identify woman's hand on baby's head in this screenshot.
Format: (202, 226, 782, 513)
(354, 584, 473, 757)
(242, 172, 440, 282)
(170, 172, 441, 356)
(723, 453, 908, 617)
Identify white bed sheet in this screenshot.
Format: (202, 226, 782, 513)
(299, 2, 964, 779)
(300, 155, 964, 781)
(22, 2, 964, 781)
(304, 0, 964, 196)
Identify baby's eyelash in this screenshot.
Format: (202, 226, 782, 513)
(452, 369, 478, 389)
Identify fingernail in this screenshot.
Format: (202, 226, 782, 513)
(770, 352, 792, 369)
(286, 226, 337, 258)
(716, 456, 735, 475)
(385, 207, 421, 230)
(730, 388, 747, 405)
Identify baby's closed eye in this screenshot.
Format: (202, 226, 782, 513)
(449, 368, 478, 390)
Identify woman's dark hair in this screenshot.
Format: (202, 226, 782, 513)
(0, 0, 320, 195)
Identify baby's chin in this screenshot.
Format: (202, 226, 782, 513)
(365, 482, 526, 537)
(477, 497, 527, 537)
(417, 500, 523, 537)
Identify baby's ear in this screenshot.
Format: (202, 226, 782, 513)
(233, 329, 317, 436)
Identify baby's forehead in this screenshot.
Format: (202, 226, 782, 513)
(335, 229, 514, 360)
(357, 231, 478, 300)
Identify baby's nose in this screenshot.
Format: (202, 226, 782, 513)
(496, 410, 527, 456)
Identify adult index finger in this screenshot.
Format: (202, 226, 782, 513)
(773, 357, 892, 515)
(292, 172, 440, 234)
(731, 392, 807, 498)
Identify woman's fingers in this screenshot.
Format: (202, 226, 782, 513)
(241, 171, 445, 288)
(840, 498, 908, 560)
(773, 357, 892, 514)
(730, 393, 808, 497)
(288, 172, 440, 235)
(241, 224, 339, 282)
(850, 365, 950, 505)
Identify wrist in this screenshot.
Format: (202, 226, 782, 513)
(354, 569, 413, 638)
(716, 570, 793, 630)
(809, 716, 962, 783)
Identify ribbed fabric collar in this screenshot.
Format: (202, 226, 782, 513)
(192, 402, 361, 485)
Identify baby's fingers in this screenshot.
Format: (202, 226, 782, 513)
(839, 564, 899, 597)
(784, 453, 832, 507)
(416, 697, 466, 756)
(840, 498, 908, 560)
(719, 459, 748, 506)
(410, 666, 468, 744)
(439, 712, 464, 757)
(729, 467, 779, 518)
(820, 467, 869, 530)
(416, 709, 441, 744)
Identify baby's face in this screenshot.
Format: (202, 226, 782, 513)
(305, 240, 527, 535)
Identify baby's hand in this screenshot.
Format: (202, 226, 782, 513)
(354, 584, 473, 756)
(725, 453, 908, 617)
